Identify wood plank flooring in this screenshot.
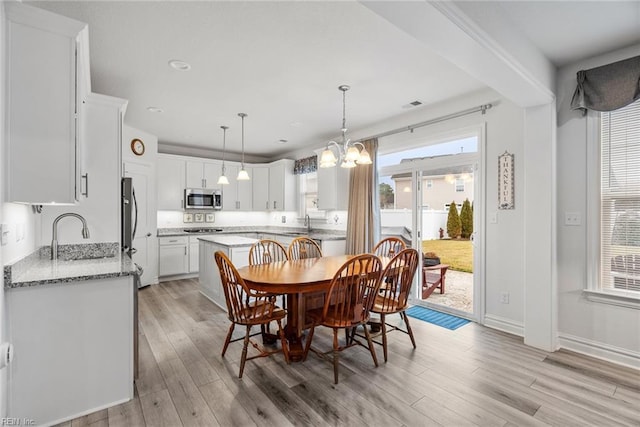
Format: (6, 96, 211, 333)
(59, 278, 640, 427)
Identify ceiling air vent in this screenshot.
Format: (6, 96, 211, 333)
(402, 100, 423, 109)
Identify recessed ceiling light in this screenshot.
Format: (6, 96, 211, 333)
(168, 60, 191, 71)
(147, 107, 164, 113)
(275, 139, 288, 144)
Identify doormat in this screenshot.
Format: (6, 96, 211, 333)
(405, 306, 470, 330)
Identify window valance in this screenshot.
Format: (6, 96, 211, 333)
(293, 155, 317, 175)
(571, 55, 640, 115)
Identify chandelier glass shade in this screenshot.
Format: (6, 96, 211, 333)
(237, 113, 250, 180)
(217, 125, 230, 185)
(319, 85, 372, 169)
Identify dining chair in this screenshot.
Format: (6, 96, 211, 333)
(288, 237, 323, 260)
(215, 251, 289, 378)
(372, 236, 407, 258)
(249, 239, 289, 265)
(303, 253, 383, 384)
(369, 248, 419, 362)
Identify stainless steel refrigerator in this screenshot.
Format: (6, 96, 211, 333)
(121, 177, 146, 288)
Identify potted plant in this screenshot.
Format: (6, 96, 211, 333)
(423, 251, 441, 267)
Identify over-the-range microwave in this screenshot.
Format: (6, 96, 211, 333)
(184, 188, 222, 210)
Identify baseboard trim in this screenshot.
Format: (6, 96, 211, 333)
(483, 314, 524, 337)
(558, 333, 640, 370)
(43, 396, 131, 427)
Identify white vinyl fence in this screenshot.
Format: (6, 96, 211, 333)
(381, 209, 449, 240)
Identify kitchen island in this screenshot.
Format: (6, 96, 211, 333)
(4, 243, 137, 426)
(198, 235, 259, 310)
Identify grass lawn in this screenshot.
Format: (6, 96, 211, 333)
(422, 239, 473, 273)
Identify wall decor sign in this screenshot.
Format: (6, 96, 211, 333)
(498, 151, 515, 209)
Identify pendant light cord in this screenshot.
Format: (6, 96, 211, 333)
(220, 125, 228, 173)
(238, 113, 247, 168)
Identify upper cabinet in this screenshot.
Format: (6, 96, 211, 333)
(157, 155, 186, 210)
(317, 164, 350, 211)
(185, 160, 221, 190)
(268, 160, 296, 211)
(5, 3, 89, 204)
(223, 165, 252, 211)
(252, 166, 270, 211)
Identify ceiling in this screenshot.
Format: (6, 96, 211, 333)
(28, 1, 640, 160)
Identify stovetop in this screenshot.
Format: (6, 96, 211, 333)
(182, 228, 224, 233)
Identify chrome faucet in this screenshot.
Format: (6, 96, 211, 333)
(51, 213, 90, 260)
(304, 214, 311, 234)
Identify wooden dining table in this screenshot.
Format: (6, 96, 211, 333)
(236, 254, 355, 361)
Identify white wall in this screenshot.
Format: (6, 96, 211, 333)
(556, 45, 640, 366)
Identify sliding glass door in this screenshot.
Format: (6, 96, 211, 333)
(378, 134, 482, 320)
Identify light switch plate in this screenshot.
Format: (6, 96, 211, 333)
(194, 213, 204, 223)
(205, 213, 215, 223)
(183, 213, 193, 223)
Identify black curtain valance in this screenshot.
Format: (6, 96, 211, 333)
(293, 155, 317, 175)
(571, 55, 640, 115)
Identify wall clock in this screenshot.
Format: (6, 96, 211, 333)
(130, 138, 145, 156)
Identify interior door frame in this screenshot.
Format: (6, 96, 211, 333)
(378, 124, 486, 323)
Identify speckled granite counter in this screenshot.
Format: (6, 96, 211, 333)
(157, 226, 346, 241)
(4, 243, 137, 288)
(197, 235, 259, 247)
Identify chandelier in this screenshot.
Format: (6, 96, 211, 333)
(319, 85, 372, 168)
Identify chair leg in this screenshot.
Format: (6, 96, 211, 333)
(303, 324, 316, 361)
(276, 318, 290, 364)
(401, 311, 417, 349)
(380, 314, 388, 363)
(238, 325, 252, 379)
(363, 324, 379, 367)
(222, 323, 235, 357)
(333, 329, 340, 384)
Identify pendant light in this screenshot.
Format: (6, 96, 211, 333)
(217, 125, 230, 185)
(237, 113, 250, 181)
(319, 85, 372, 168)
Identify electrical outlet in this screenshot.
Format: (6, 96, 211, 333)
(490, 212, 498, 224)
(281, 216, 286, 223)
(500, 292, 510, 304)
(564, 212, 581, 226)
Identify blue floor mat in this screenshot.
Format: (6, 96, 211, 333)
(405, 306, 470, 330)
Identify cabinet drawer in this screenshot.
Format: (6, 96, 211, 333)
(159, 236, 188, 246)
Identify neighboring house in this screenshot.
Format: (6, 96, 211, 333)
(392, 163, 474, 211)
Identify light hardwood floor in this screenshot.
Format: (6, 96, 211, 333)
(59, 278, 639, 427)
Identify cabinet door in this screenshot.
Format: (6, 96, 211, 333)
(6, 3, 87, 204)
(186, 161, 204, 188)
(159, 245, 188, 276)
(203, 161, 222, 190)
(222, 164, 239, 210)
(252, 167, 270, 211)
(317, 165, 350, 210)
(237, 167, 253, 210)
(268, 160, 296, 211)
(189, 242, 199, 273)
(157, 156, 186, 210)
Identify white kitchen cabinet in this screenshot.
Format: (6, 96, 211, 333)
(320, 239, 346, 256)
(186, 160, 222, 189)
(199, 238, 253, 309)
(159, 236, 189, 276)
(7, 276, 134, 425)
(223, 164, 252, 211)
(39, 93, 127, 245)
(189, 236, 200, 273)
(317, 164, 350, 211)
(5, 3, 89, 204)
(157, 155, 186, 210)
(268, 159, 296, 211)
(252, 166, 270, 211)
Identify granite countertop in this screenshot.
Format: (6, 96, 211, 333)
(157, 226, 346, 241)
(197, 235, 259, 247)
(4, 243, 138, 289)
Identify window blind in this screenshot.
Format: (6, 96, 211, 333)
(600, 99, 640, 292)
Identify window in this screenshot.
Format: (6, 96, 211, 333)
(455, 178, 465, 192)
(593, 98, 640, 300)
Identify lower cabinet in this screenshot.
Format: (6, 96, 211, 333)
(199, 240, 251, 310)
(189, 237, 199, 273)
(159, 236, 189, 277)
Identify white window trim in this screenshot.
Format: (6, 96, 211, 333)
(585, 110, 640, 309)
